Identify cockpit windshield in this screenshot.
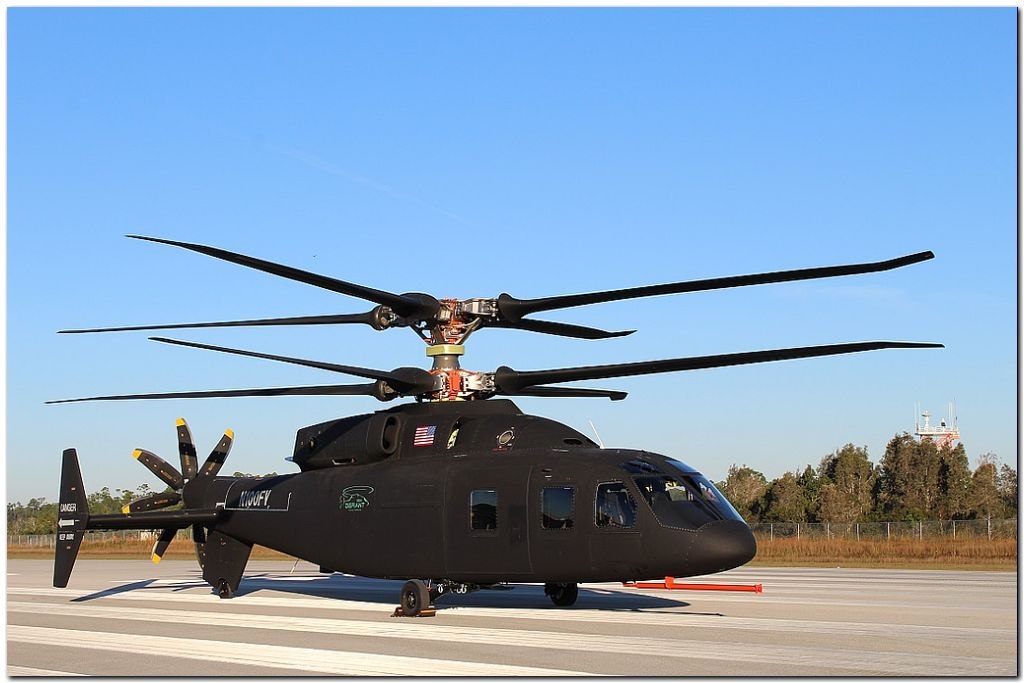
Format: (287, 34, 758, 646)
(632, 467, 744, 529)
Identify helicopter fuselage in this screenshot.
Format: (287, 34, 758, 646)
(185, 399, 756, 584)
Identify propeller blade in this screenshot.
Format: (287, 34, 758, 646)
(149, 336, 419, 384)
(508, 386, 628, 401)
(151, 527, 178, 564)
(497, 251, 935, 320)
(58, 311, 379, 335)
(132, 449, 185, 490)
(176, 418, 198, 481)
(492, 341, 944, 393)
(198, 430, 234, 478)
(121, 491, 181, 514)
(46, 382, 390, 404)
(127, 235, 439, 320)
(493, 318, 635, 340)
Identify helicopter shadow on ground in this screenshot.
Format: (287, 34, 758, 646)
(231, 572, 723, 615)
(68, 571, 723, 615)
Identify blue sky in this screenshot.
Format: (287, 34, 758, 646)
(8, 8, 1016, 503)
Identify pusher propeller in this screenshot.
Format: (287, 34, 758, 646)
(118, 418, 236, 563)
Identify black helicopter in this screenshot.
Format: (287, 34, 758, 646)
(51, 237, 941, 615)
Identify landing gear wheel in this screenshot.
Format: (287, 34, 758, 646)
(400, 579, 430, 617)
(544, 582, 578, 607)
(216, 579, 234, 600)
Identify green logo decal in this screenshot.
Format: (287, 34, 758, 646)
(340, 485, 374, 512)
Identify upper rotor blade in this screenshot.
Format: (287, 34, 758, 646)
(176, 418, 198, 481)
(199, 430, 234, 478)
(127, 235, 436, 319)
(58, 312, 378, 335)
(46, 383, 386, 404)
(493, 318, 635, 340)
(507, 386, 628, 401)
(493, 341, 944, 392)
(498, 251, 935, 320)
(149, 336, 406, 383)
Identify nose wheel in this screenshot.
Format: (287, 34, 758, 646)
(544, 582, 578, 607)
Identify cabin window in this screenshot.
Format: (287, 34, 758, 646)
(595, 481, 637, 529)
(470, 489, 497, 531)
(541, 486, 575, 530)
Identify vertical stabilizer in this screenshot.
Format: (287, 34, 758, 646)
(53, 448, 89, 588)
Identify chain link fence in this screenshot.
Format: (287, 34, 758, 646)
(8, 528, 194, 548)
(750, 518, 1017, 541)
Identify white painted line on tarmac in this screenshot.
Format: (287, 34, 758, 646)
(8, 666, 85, 676)
(7, 600, 1012, 676)
(10, 586, 1012, 641)
(7, 625, 590, 677)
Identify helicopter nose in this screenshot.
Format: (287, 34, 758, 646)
(689, 519, 757, 574)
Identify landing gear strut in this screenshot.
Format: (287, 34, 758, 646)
(394, 579, 481, 617)
(544, 582, 578, 607)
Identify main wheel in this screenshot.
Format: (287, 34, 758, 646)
(544, 582, 578, 607)
(400, 579, 430, 616)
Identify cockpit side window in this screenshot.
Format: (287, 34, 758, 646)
(595, 481, 637, 529)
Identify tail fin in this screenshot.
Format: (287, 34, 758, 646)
(53, 448, 89, 588)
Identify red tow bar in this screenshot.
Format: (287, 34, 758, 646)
(621, 576, 763, 593)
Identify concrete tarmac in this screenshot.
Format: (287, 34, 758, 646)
(6, 559, 1017, 676)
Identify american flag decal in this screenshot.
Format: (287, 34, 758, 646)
(413, 425, 437, 446)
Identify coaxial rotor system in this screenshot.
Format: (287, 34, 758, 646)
(50, 236, 942, 404)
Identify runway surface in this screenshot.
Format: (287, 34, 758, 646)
(7, 559, 1017, 676)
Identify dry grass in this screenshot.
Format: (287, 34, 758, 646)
(751, 536, 1017, 571)
(8, 538, 292, 560)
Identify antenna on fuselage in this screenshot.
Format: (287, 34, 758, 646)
(588, 419, 605, 449)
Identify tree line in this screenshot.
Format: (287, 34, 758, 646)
(7, 472, 274, 536)
(8, 438, 1017, 535)
(715, 434, 1017, 524)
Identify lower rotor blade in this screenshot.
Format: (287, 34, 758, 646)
(493, 341, 944, 392)
(47, 383, 387, 404)
(494, 318, 635, 340)
(151, 527, 178, 564)
(199, 430, 234, 478)
(132, 449, 185, 491)
(121, 491, 181, 514)
(149, 336, 407, 383)
(58, 312, 378, 334)
(176, 419, 198, 481)
(508, 386, 628, 400)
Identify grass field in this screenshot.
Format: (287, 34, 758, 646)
(751, 536, 1016, 571)
(9, 535, 1017, 570)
